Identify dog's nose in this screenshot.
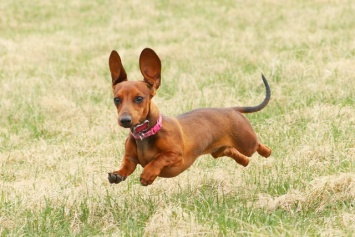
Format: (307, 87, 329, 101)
(120, 115, 132, 126)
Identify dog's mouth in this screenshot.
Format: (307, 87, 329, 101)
(118, 116, 150, 133)
(120, 123, 132, 128)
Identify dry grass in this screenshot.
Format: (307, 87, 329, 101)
(1, 0, 354, 236)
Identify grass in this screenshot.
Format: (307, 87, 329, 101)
(1, 0, 354, 236)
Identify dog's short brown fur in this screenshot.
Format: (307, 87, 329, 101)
(108, 48, 271, 186)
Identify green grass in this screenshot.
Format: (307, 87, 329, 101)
(1, 0, 354, 236)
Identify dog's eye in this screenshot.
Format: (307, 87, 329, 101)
(135, 96, 144, 103)
(113, 97, 121, 105)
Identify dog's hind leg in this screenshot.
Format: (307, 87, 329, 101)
(256, 143, 271, 158)
(211, 146, 250, 167)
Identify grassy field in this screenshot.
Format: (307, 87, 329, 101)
(1, 0, 354, 236)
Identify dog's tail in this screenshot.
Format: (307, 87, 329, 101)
(234, 74, 271, 113)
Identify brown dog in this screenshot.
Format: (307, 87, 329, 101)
(108, 48, 271, 186)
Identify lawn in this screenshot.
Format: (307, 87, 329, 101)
(0, 0, 354, 236)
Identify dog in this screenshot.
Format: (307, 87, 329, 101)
(108, 48, 271, 186)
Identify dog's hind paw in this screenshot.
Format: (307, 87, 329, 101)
(108, 172, 126, 184)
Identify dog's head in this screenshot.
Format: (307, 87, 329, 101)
(109, 48, 161, 128)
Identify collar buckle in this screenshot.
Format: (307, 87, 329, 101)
(130, 115, 163, 140)
(132, 120, 149, 134)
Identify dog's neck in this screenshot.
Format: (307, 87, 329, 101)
(130, 102, 162, 140)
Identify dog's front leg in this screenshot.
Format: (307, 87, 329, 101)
(140, 152, 182, 186)
(108, 155, 137, 184)
(108, 137, 138, 184)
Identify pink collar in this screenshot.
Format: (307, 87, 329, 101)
(130, 115, 163, 140)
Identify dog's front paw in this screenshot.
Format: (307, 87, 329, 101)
(140, 167, 160, 186)
(140, 176, 156, 186)
(108, 172, 126, 184)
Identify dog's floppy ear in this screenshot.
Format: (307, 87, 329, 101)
(139, 48, 161, 92)
(109, 50, 127, 87)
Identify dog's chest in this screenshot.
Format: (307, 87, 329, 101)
(135, 139, 158, 167)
